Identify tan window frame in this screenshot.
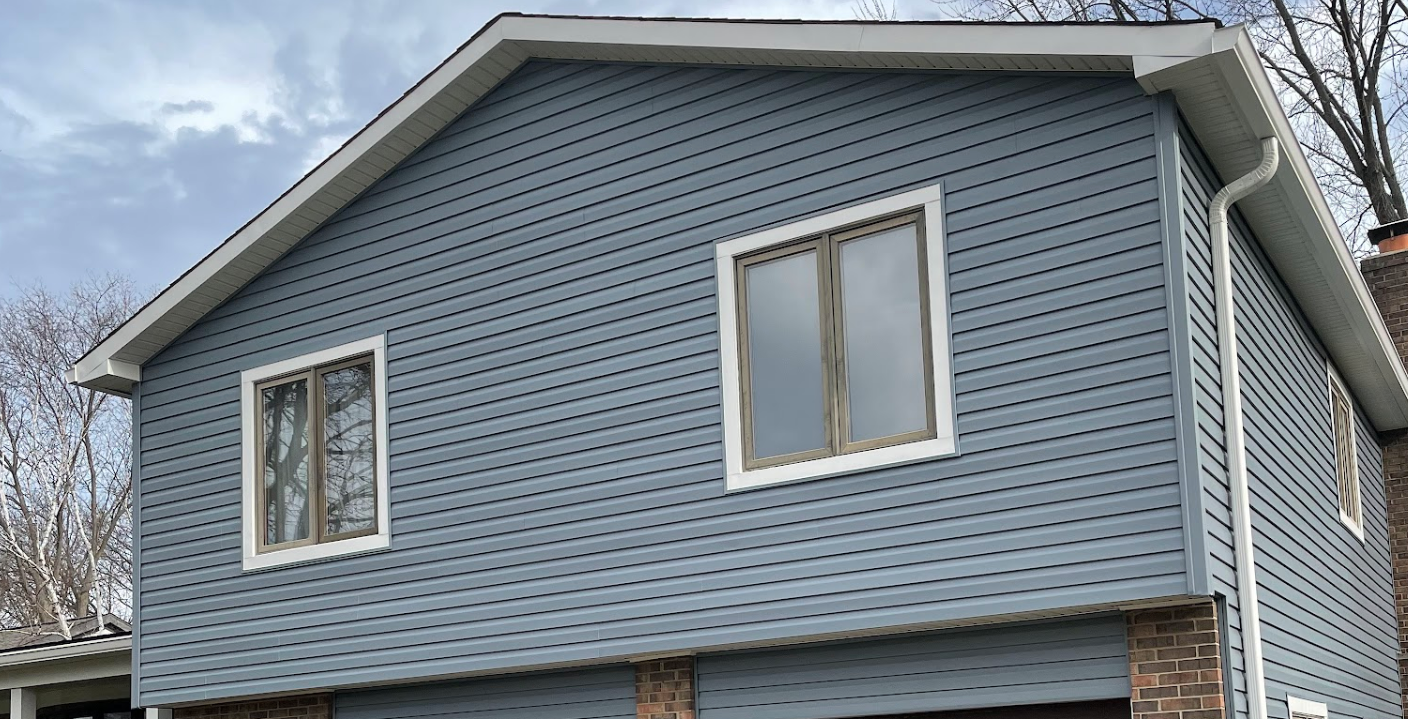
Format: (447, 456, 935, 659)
(734, 211, 937, 471)
(254, 354, 378, 554)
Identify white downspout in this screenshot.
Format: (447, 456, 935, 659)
(1210, 136, 1280, 719)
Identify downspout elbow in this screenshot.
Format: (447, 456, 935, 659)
(1211, 138, 1281, 231)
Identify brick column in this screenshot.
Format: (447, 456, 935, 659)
(172, 694, 332, 719)
(1362, 249, 1408, 719)
(635, 656, 695, 719)
(1126, 602, 1224, 719)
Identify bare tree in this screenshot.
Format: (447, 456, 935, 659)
(1254, 0, 1407, 248)
(855, 0, 902, 18)
(856, 0, 1407, 256)
(0, 276, 140, 638)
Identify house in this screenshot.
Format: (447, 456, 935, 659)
(2, 616, 134, 719)
(66, 13, 1408, 719)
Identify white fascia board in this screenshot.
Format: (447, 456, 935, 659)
(70, 15, 1223, 397)
(1226, 30, 1408, 428)
(1143, 27, 1408, 428)
(66, 359, 140, 388)
(498, 14, 1219, 61)
(0, 636, 131, 670)
(81, 14, 1408, 424)
(69, 20, 510, 393)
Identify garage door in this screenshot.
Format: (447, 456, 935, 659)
(336, 665, 635, 719)
(696, 614, 1131, 719)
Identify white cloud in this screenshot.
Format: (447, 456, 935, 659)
(1, 0, 878, 294)
(0, 3, 288, 156)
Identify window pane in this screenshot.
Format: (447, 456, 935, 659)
(839, 224, 929, 443)
(1332, 384, 1359, 525)
(745, 250, 827, 460)
(323, 363, 376, 536)
(262, 379, 310, 545)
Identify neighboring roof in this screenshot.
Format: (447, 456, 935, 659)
(67, 13, 1408, 429)
(0, 614, 131, 653)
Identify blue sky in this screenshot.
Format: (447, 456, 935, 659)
(0, 0, 941, 296)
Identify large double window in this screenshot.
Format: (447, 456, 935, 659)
(241, 335, 390, 570)
(737, 213, 937, 468)
(717, 184, 956, 490)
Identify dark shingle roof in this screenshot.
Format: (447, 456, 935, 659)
(0, 614, 131, 653)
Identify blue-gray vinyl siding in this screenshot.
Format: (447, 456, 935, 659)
(133, 61, 1188, 705)
(1178, 120, 1399, 719)
(696, 614, 1131, 719)
(336, 666, 635, 719)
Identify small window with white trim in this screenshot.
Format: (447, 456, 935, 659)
(716, 183, 956, 491)
(1328, 364, 1362, 539)
(241, 335, 390, 570)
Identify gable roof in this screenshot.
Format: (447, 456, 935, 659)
(68, 13, 1408, 430)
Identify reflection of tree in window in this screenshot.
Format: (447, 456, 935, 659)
(262, 379, 309, 545)
(323, 363, 375, 536)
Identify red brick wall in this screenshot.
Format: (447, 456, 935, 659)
(635, 656, 695, 719)
(1361, 249, 1408, 718)
(1126, 603, 1224, 719)
(172, 695, 331, 719)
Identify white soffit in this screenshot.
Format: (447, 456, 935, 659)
(1139, 28, 1408, 429)
(69, 14, 1408, 430)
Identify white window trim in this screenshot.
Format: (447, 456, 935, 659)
(1288, 696, 1328, 719)
(715, 182, 957, 492)
(240, 335, 391, 571)
(1327, 362, 1364, 542)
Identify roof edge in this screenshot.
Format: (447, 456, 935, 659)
(70, 16, 1408, 430)
(0, 635, 131, 668)
(68, 16, 1226, 395)
(1139, 27, 1408, 428)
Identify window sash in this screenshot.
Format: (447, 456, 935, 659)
(830, 214, 938, 454)
(318, 357, 381, 543)
(1331, 379, 1360, 530)
(734, 211, 936, 470)
(254, 354, 378, 553)
(254, 371, 315, 552)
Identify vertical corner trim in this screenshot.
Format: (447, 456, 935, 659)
(1153, 93, 1210, 597)
(130, 384, 144, 706)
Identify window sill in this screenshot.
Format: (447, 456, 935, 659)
(1339, 511, 1365, 542)
(241, 532, 390, 572)
(726, 435, 957, 492)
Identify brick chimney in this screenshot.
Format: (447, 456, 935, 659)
(1359, 228, 1408, 718)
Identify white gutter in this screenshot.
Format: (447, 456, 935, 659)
(1210, 136, 1280, 719)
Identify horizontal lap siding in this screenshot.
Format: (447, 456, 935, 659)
(336, 666, 635, 719)
(135, 62, 1185, 705)
(1179, 121, 1399, 719)
(696, 614, 1131, 719)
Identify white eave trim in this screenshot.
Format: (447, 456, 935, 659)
(499, 14, 1220, 59)
(0, 635, 131, 669)
(66, 359, 140, 389)
(67, 15, 1224, 397)
(68, 14, 1408, 429)
(1137, 26, 1408, 429)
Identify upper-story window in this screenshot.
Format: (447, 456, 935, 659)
(240, 335, 391, 570)
(716, 183, 957, 491)
(1328, 364, 1363, 539)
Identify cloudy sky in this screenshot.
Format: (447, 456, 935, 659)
(0, 0, 942, 297)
